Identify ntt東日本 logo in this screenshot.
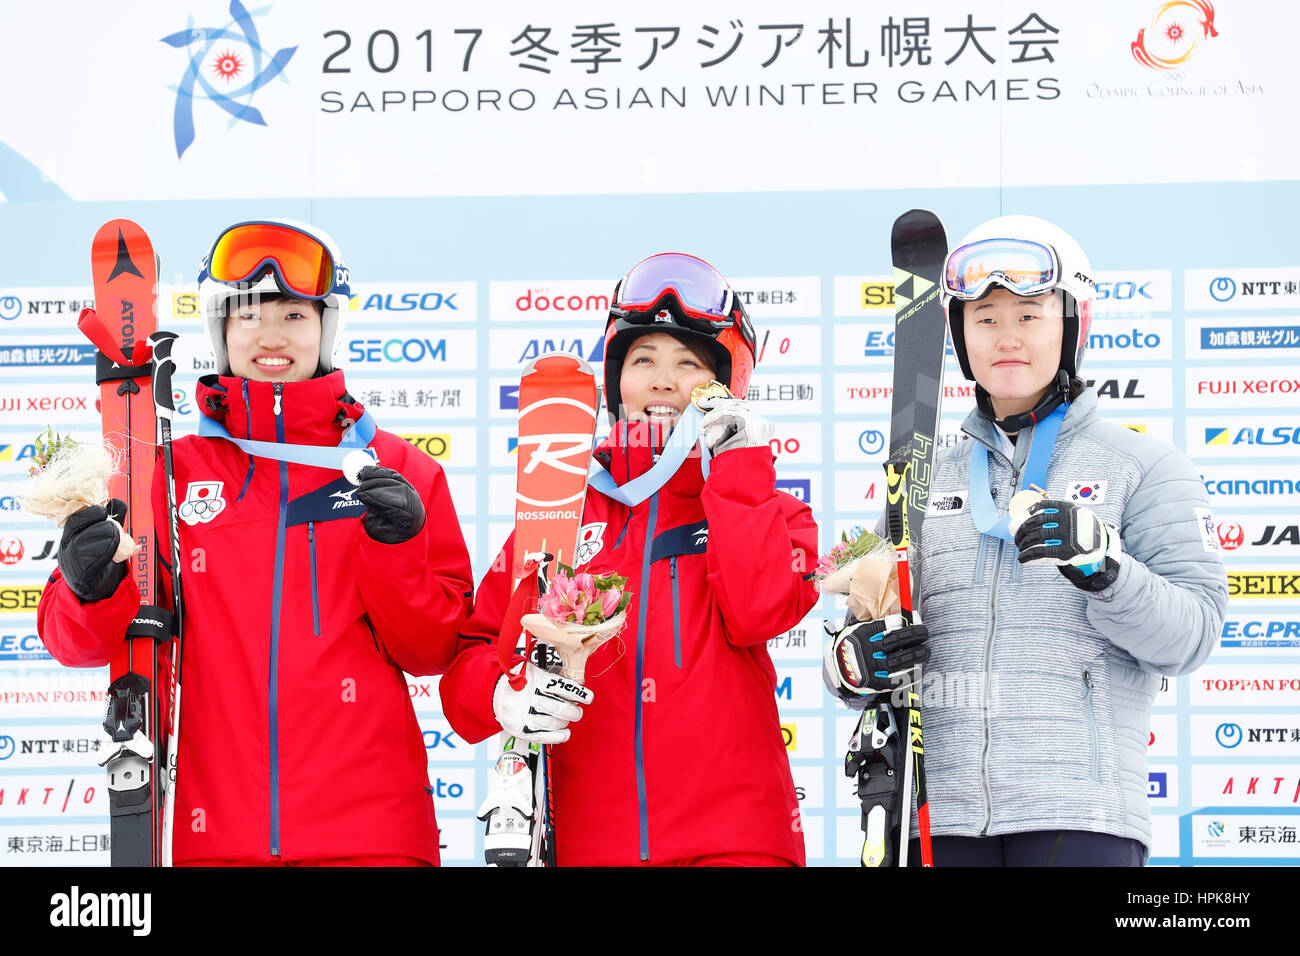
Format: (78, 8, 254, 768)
(1131, 1, 1218, 71)
(161, 1, 298, 158)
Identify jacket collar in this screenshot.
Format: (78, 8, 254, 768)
(961, 387, 1099, 461)
(196, 371, 365, 445)
(593, 420, 705, 499)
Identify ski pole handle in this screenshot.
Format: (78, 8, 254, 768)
(149, 331, 179, 420)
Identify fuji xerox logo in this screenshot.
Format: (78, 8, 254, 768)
(161, 1, 298, 158)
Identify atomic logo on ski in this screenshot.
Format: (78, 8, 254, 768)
(107, 229, 146, 282)
(179, 481, 226, 526)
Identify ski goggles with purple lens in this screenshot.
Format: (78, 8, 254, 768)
(614, 253, 736, 326)
(943, 237, 1060, 301)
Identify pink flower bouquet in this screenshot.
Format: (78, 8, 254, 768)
(520, 570, 631, 681)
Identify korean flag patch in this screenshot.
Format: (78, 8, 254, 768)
(1068, 481, 1107, 505)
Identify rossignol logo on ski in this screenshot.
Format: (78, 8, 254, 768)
(179, 480, 225, 526)
(573, 521, 607, 567)
(1068, 480, 1107, 505)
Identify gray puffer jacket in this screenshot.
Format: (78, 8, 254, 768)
(905, 388, 1227, 852)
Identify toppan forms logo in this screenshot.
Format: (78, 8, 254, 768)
(161, 1, 297, 158)
(1131, 1, 1219, 71)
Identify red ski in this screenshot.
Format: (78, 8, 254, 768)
(83, 219, 173, 867)
(482, 353, 600, 866)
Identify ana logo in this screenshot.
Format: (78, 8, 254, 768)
(858, 429, 885, 455)
(573, 522, 606, 568)
(1215, 722, 1243, 748)
(161, 1, 298, 158)
(1217, 521, 1245, 551)
(1131, 0, 1219, 71)
(0, 536, 22, 566)
(1069, 481, 1107, 504)
(179, 480, 226, 525)
(0, 296, 21, 321)
(1209, 277, 1237, 302)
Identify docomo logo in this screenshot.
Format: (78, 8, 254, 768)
(768, 436, 801, 456)
(517, 395, 598, 508)
(514, 288, 611, 315)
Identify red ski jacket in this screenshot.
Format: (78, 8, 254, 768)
(38, 372, 473, 865)
(440, 423, 817, 865)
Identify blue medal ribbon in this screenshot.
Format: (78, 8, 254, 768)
(199, 408, 379, 470)
(969, 403, 1067, 541)
(588, 404, 712, 507)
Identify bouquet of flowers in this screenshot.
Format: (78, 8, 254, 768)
(21, 428, 137, 563)
(814, 525, 899, 621)
(520, 570, 631, 681)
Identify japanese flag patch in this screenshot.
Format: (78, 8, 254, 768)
(179, 480, 226, 526)
(573, 521, 607, 567)
(1068, 481, 1107, 505)
(1194, 507, 1222, 553)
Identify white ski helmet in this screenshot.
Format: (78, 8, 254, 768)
(941, 214, 1095, 381)
(198, 219, 351, 375)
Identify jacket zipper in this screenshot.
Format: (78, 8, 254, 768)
(980, 451, 1020, 837)
(269, 381, 287, 856)
(308, 521, 320, 637)
(633, 492, 659, 861)
(670, 555, 681, 668)
(1082, 671, 1100, 782)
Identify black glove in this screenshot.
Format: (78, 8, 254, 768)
(58, 498, 129, 602)
(356, 466, 425, 545)
(822, 617, 930, 700)
(1010, 498, 1122, 592)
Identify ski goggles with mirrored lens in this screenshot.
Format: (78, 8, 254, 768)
(204, 222, 341, 300)
(615, 253, 737, 325)
(943, 237, 1060, 301)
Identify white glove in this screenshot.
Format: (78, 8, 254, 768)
(700, 399, 774, 455)
(493, 663, 594, 744)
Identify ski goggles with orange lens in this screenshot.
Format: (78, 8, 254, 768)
(943, 237, 1060, 301)
(202, 221, 345, 300)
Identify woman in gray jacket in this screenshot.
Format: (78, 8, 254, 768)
(826, 215, 1228, 866)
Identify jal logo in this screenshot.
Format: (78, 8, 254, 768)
(178, 481, 225, 526)
(1131, 0, 1218, 71)
(161, 2, 297, 158)
(518, 337, 605, 363)
(0, 536, 22, 566)
(1217, 521, 1244, 551)
(1251, 525, 1300, 548)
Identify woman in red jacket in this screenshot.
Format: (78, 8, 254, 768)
(441, 253, 818, 866)
(38, 220, 473, 865)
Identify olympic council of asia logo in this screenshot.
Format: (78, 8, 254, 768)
(161, 0, 298, 158)
(1131, 1, 1219, 71)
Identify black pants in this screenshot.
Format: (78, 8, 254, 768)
(907, 830, 1145, 867)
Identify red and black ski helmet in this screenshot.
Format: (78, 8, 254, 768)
(601, 253, 756, 423)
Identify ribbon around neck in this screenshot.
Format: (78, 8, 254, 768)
(588, 404, 711, 507)
(969, 403, 1067, 541)
(198, 407, 378, 471)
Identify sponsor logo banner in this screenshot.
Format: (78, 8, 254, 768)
(488, 327, 604, 369)
(0, 533, 57, 569)
(398, 428, 477, 466)
(1227, 572, 1300, 600)
(345, 282, 475, 318)
(0, 288, 94, 326)
(766, 425, 821, 465)
(1211, 517, 1300, 557)
(0, 726, 108, 768)
(1085, 369, 1172, 409)
(832, 275, 896, 316)
(0, 775, 106, 818)
(1220, 615, 1300, 649)
(1192, 814, 1300, 859)
(1092, 270, 1172, 315)
(342, 330, 477, 370)
(0, 670, 108, 718)
(1191, 665, 1300, 705)
(730, 277, 821, 319)
(1192, 766, 1300, 807)
(745, 371, 821, 414)
(1192, 716, 1300, 757)
(1186, 367, 1300, 407)
(0, 823, 109, 864)
(1201, 464, 1300, 501)
(1188, 317, 1300, 357)
(1186, 269, 1300, 310)
(1100, 416, 1173, 442)
(753, 325, 822, 366)
(347, 378, 477, 420)
(1191, 418, 1300, 458)
(1147, 769, 1176, 801)
(0, 386, 100, 425)
(0, 341, 97, 370)
(0, 633, 51, 662)
(1086, 316, 1172, 359)
(489, 281, 613, 322)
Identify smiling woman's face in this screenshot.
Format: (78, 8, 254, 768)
(617, 332, 716, 433)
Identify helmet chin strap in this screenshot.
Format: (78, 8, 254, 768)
(977, 370, 1080, 433)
